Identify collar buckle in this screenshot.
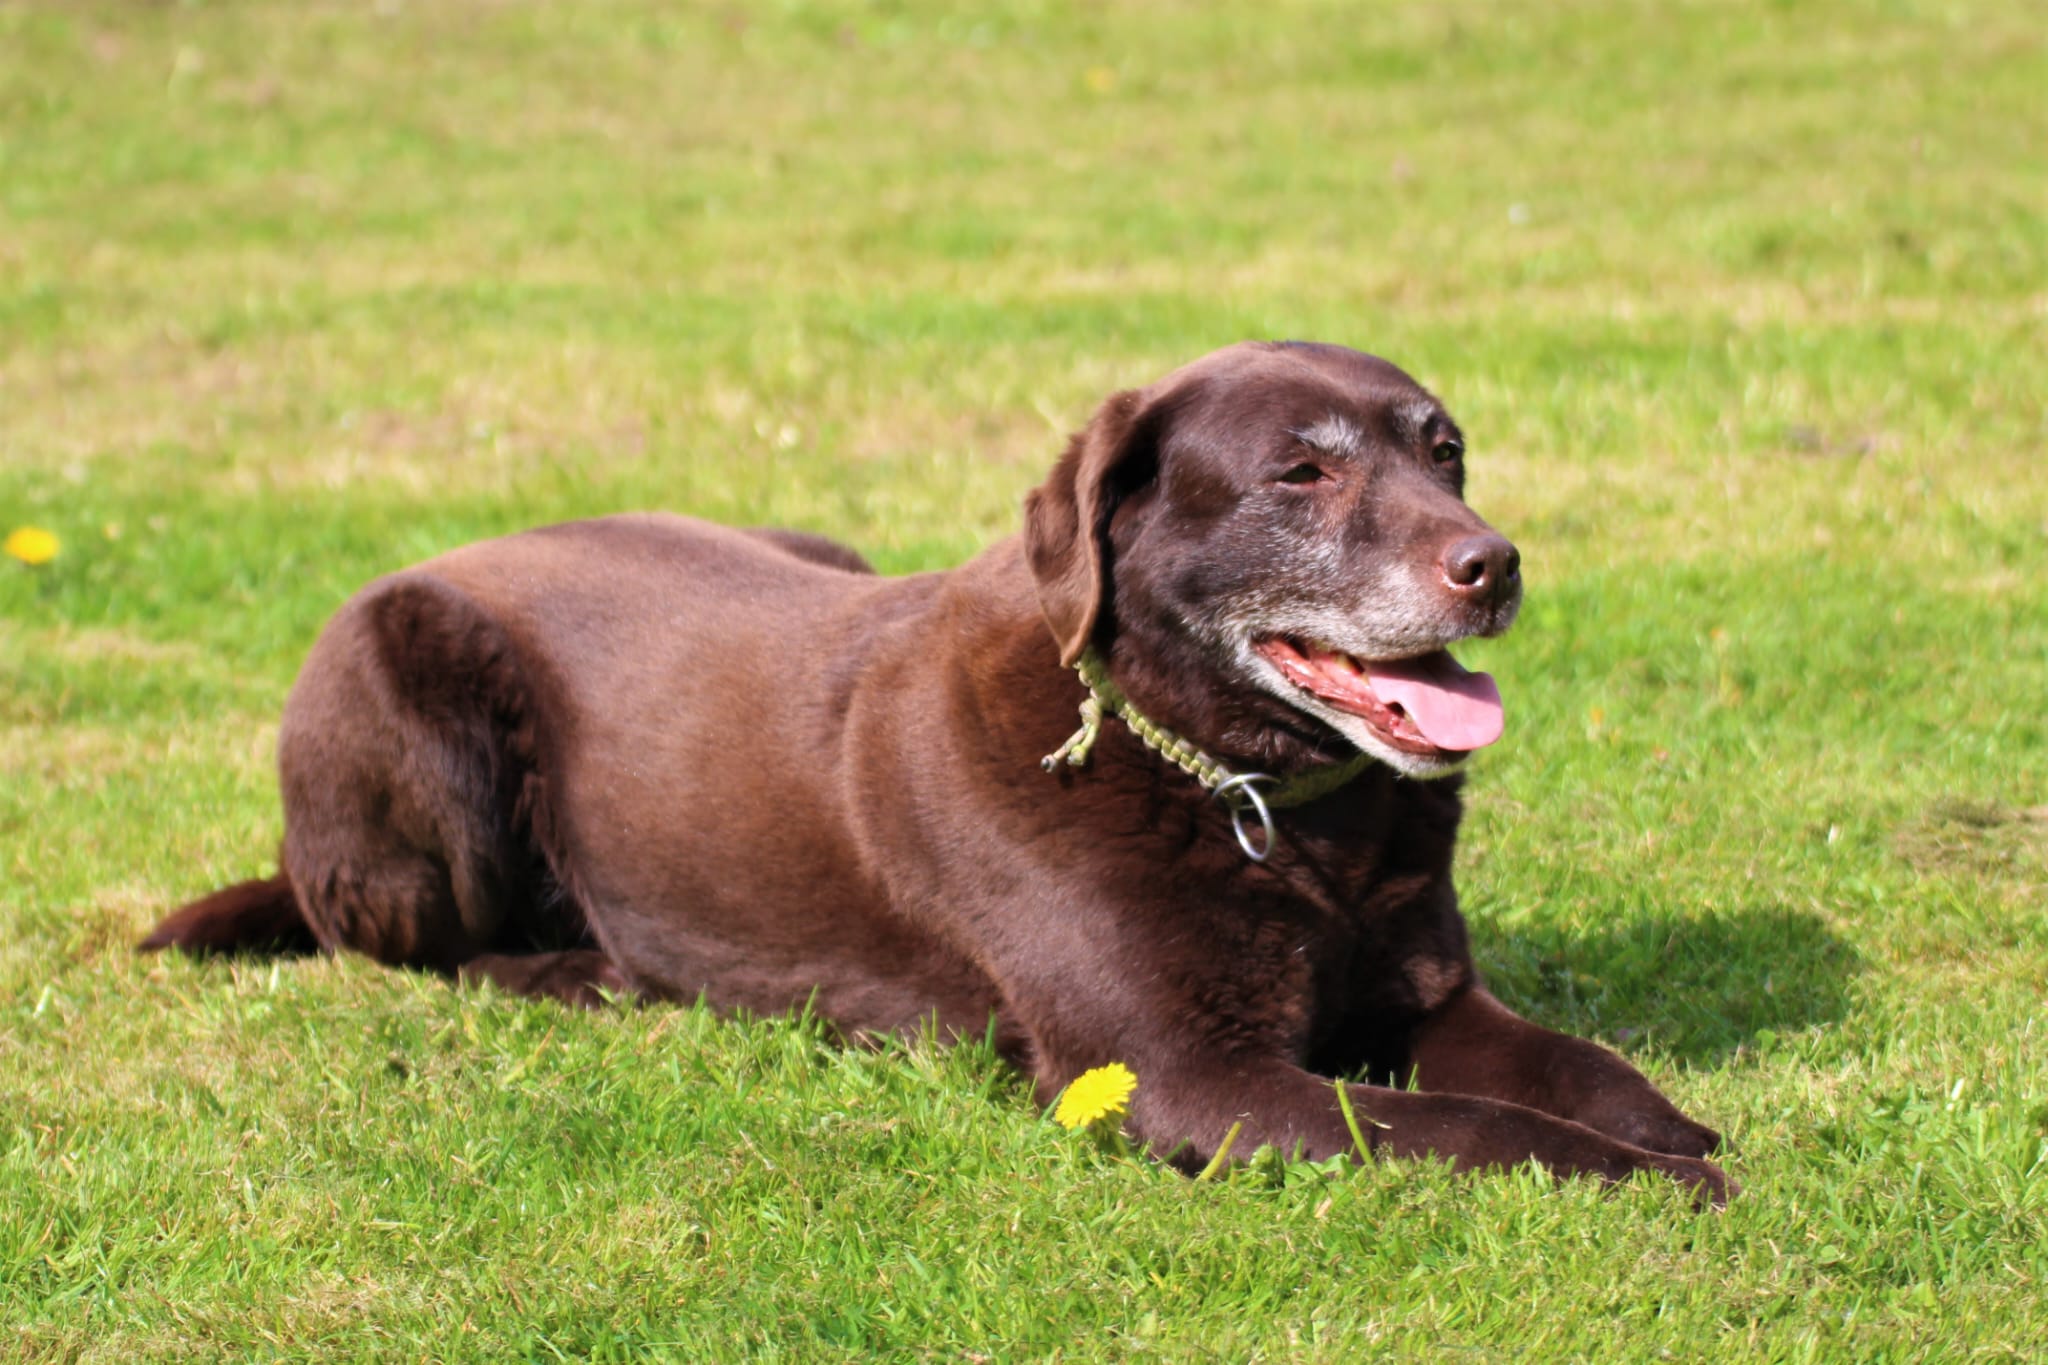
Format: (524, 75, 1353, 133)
(1211, 771, 1278, 862)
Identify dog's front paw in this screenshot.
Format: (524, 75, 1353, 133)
(1604, 1108, 1722, 1160)
(1639, 1150, 1738, 1207)
(1569, 1087, 1723, 1159)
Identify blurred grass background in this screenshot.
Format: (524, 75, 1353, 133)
(2, 0, 2044, 1359)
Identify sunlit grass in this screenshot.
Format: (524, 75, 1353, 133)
(3, 0, 2044, 1359)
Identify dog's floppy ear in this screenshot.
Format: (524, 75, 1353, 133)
(1023, 386, 1159, 667)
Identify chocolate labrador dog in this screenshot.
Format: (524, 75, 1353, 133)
(145, 341, 1730, 1200)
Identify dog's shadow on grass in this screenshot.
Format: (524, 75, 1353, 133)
(1470, 902, 1864, 1067)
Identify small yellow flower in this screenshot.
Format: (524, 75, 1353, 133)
(4, 526, 60, 566)
(1053, 1063, 1137, 1130)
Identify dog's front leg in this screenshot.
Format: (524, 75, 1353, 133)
(1122, 1059, 1731, 1204)
(1403, 984, 1723, 1159)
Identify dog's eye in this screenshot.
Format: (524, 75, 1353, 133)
(1431, 440, 1464, 465)
(1276, 462, 1327, 485)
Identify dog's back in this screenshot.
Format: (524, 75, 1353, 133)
(152, 513, 993, 1021)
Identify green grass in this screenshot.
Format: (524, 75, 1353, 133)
(3, 0, 2045, 1358)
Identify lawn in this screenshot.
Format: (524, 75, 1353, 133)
(2, 0, 2044, 1359)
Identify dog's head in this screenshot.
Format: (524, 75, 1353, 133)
(1025, 341, 1521, 780)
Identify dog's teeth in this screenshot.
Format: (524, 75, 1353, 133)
(1310, 640, 1357, 671)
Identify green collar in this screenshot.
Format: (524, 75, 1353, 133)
(1040, 646, 1375, 861)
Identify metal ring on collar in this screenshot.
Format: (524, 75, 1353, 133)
(1211, 771, 1278, 863)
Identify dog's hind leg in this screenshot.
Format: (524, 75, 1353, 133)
(458, 951, 631, 1007)
(265, 575, 623, 999)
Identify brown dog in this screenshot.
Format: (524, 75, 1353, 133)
(146, 341, 1730, 1200)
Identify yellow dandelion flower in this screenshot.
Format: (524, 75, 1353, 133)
(1053, 1063, 1137, 1130)
(4, 526, 60, 566)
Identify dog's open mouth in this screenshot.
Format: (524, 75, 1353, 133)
(1253, 636, 1504, 756)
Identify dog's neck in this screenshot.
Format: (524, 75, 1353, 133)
(1099, 610, 1373, 779)
(1043, 646, 1373, 811)
(943, 535, 1386, 802)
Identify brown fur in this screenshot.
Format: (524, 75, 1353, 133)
(145, 342, 1731, 1201)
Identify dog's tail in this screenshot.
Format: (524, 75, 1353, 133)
(140, 872, 320, 957)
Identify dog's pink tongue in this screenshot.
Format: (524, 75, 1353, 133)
(1366, 653, 1505, 752)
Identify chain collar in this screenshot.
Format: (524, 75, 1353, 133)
(1040, 647, 1374, 861)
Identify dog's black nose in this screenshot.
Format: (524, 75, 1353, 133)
(1441, 534, 1521, 601)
